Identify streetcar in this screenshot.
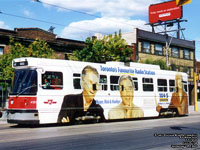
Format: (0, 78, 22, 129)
(7, 57, 189, 124)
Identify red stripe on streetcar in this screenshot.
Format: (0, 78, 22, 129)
(8, 96, 37, 109)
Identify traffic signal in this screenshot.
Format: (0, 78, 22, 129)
(196, 74, 200, 81)
(176, 0, 192, 6)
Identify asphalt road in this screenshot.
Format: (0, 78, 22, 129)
(0, 114, 200, 150)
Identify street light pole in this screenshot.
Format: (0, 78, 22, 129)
(165, 33, 173, 67)
(166, 36, 169, 67)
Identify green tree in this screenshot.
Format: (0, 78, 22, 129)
(0, 38, 55, 89)
(69, 31, 133, 63)
(152, 60, 169, 70)
(28, 39, 55, 58)
(144, 59, 169, 70)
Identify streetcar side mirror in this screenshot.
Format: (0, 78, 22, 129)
(37, 67, 45, 74)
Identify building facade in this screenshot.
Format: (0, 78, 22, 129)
(122, 28, 196, 105)
(196, 61, 200, 101)
(0, 27, 85, 59)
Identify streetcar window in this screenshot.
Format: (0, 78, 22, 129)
(73, 73, 81, 89)
(132, 77, 138, 91)
(110, 76, 120, 91)
(11, 69, 37, 95)
(183, 81, 188, 92)
(100, 75, 107, 91)
(142, 78, 154, 91)
(169, 80, 175, 92)
(157, 79, 167, 92)
(42, 72, 63, 90)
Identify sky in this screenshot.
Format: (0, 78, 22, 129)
(0, 0, 199, 61)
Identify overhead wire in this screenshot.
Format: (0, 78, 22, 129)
(0, 10, 109, 35)
(0, 0, 154, 39)
(33, 0, 200, 59)
(33, 0, 140, 28)
(1, 0, 199, 52)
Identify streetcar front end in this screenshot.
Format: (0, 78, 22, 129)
(7, 59, 39, 124)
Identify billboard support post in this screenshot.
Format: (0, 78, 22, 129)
(148, 1, 186, 40)
(177, 21, 180, 39)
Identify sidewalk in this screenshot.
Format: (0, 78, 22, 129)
(0, 110, 7, 123)
(189, 101, 200, 114)
(189, 105, 200, 115)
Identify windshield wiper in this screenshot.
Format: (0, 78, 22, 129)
(16, 84, 37, 97)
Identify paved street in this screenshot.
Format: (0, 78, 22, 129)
(0, 112, 200, 150)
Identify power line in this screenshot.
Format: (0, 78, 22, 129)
(0, 11, 109, 35)
(33, 0, 140, 28)
(2, 10, 199, 52)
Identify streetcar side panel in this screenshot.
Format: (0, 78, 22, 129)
(7, 58, 189, 124)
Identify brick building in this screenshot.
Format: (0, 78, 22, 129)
(0, 27, 85, 59)
(121, 28, 196, 105)
(196, 61, 200, 101)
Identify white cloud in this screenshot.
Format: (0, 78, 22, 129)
(60, 17, 151, 40)
(24, 10, 31, 17)
(23, 9, 34, 17)
(41, 0, 161, 18)
(40, 0, 162, 40)
(0, 21, 9, 29)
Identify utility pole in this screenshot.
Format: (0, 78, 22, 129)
(165, 33, 169, 67)
(194, 73, 199, 111)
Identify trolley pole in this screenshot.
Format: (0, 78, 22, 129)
(194, 72, 198, 111)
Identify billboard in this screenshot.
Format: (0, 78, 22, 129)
(149, 1, 182, 24)
(176, 0, 191, 6)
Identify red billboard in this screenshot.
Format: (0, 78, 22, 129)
(149, 1, 182, 24)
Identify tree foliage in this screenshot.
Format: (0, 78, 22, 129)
(0, 38, 55, 89)
(69, 31, 133, 63)
(144, 59, 169, 70)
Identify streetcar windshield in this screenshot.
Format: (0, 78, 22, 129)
(10, 69, 37, 95)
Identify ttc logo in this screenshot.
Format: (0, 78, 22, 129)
(44, 99, 57, 105)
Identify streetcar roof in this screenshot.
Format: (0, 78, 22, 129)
(12, 57, 188, 79)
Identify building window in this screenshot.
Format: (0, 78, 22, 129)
(0, 47, 4, 55)
(183, 49, 190, 59)
(183, 67, 189, 74)
(171, 47, 179, 58)
(155, 44, 163, 55)
(142, 41, 150, 53)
